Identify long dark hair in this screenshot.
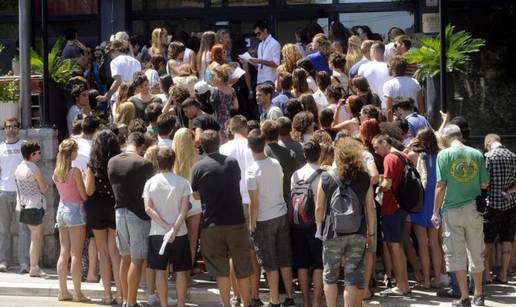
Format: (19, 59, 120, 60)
(88, 130, 121, 177)
(411, 128, 440, 155)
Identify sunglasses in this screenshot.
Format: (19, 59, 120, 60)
(254, 31, 262, 37)
(4, 124, 19, 129)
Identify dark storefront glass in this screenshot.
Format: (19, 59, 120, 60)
(0, 0, 17, 16)
(132, 19, 202, 38)
(339, 11, 415, 38)
(132, 0, 204, 9)
(34, 0, 98, 16)
(228, 0, 268, 6)
(286, 0, 331, 4)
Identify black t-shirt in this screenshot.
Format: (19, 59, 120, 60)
(265, 143, 299, 203)
(108, 152, 155, 220)
(61, 43, 82, 59)
(191, 153, 245, 227)
(129, 96, 152, 122)
(192, 113, 220, 131)
(321, 169, 370, 235)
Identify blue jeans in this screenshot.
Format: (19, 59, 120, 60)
(0, 191, 30, 266)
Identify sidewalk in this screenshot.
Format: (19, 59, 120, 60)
(0, 266, 515, 306)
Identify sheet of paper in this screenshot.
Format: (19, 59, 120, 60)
(159, 227, 175, 255)
(231, 67, 246, 79)
(238, 52, 252, 61)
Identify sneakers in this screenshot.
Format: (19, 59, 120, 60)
(167, 297, 178, 305)
(19, 263, 29, 274)
(281, 298, 296, 307)
(231, 297, 241, 307)
(437, 288, 461, 299)
(147, 294, 159, 305)
(473, 295, 485, 306)
(0, 262, 7, 272)
(250, 298, 265, 307)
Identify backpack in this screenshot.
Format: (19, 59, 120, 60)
(289, 169, 323, 229)
(392, 152, 424, 213)
(322, 171, 362, 240)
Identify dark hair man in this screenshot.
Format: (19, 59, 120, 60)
(392, 97, 430, 140)
(191, 130, 252, 307)
(181, 98, 220, 150)
(257, 83, 283, 123)
(247, 20, 281, 85)
(67, 84, 91, 136)
(272, 72, 294, 112)
(72, 116, 99, 172)
(156, 112, 177, 148)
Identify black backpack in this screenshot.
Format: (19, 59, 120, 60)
(322, 171, 363, 240)
(392, 152, 424, 213)
(288, 169, 323, 229)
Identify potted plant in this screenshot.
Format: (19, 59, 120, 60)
(404, 24, 485, 128)
(0, 80, 20, 124)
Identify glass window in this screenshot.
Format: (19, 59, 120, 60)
(132, 19, 202, 39)
(0, 0, 17, 16)
(339, 11, 414, 38)
(132, 0, 204, 10)
(276, 18, 329, 45)
(34, 0, 98, 16)
(228, 0, 268, 6)
(339, 0, 398, 3)
(287, 0, 331, 4)
(211, 0, 223, 6)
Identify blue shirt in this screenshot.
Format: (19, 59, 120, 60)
(405, 112, 431, 139)
(348, 58, 369, 80)
(272, 91, 294, 112)
(307, 51, 331, 74)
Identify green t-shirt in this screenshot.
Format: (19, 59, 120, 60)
(436, 145, 489, 210)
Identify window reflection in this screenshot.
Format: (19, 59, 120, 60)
(339, 11, 414, 38)
(286, 0, 332, 4)
(132, 0, 204, 10)
(228, 0, 268, 6)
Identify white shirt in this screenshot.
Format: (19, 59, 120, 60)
(260, 104, 283, 123)
(383, 76, 421, 104)
(384, 42, 396, 64)
(0, 139, 25, 192)
(291, 163, 321, 201)
(257, 35, 281, 84)
(110, 54, 141, 101)
(142, 172, 192, 236)
(220, 138, 254, 204)
(327, 104, 350, 123)
(247, 157, 287, 221)
(358, 60, 391, 108)
(183, 48, 194, 65)
(158, 136, 173, 148)
(145, 69, 160, 92)
(313, 88, 329, 112)
(72, 137, 93, 172)
(307, 76, 318, 93)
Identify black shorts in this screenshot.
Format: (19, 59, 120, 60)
(19, 208, 45, 226)
(291, 226, 323, 270)
(148, 235, 192, 271)
(484, 206, 516, 243)
(85, 198, 116, 230)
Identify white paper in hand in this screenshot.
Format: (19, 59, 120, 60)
(238, 52, 252, 61)
(231, 67, 246, 80)
(159, 227, 175, 256)
(315, 225, 323, 240)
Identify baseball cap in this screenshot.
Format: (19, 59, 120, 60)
(194, 81, 211, 95)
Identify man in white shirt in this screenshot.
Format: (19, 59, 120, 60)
(219, 115, 263, 306)
(0, 118, 30, 273)
(249, 21, 281, 85)
(72, 116, 98, 172)
(358, 42, 391, 109)
(247, 129, 296, 307)
(96, 39, 141, 103)
(383, 56, 425, 121)
(143, 147, 191, 307)
(257, 83, 283, 123)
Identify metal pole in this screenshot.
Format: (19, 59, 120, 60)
(19, 0, 32, 128)
(439, 0, 447, 113)
(41, 0, 49, 127)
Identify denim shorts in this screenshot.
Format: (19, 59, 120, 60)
(116, 208, 151, 260)
(381, 208, 408, 243)
(56, 202, 86, 227)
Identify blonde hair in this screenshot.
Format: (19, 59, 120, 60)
(345, 35, 363, 72)
(143, 145, 160, 171)
(151, 28, 163, 50)
(212, 64, 233, 84)
(172, 128, 196, 180)
(53, 139, 78, 183)
(197, 31, 217, 72)
(116, 102, 136, 126)
(115, 81, 133, 117)
(280, 44, 302, 73)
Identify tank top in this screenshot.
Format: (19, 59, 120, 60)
(15, 160, 46, 210)
(54, 168, 83, 203)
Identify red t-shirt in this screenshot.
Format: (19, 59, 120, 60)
(381, 152, 405, 216)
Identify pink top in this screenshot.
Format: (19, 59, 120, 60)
(54, 168, 84, 203)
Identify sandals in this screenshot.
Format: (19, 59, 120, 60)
(363, 290, 375, 301)
(29, 266, 46, 278)
(102, 297, 117, 305)
(57, 291, 73, 301)
(379, 287, 411, 297)
(73, 294, 91, 303)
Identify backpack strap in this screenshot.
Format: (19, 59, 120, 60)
(305, 169, 324, 185)
(328, 169, 347, 188)
(392, 151, 408, 166)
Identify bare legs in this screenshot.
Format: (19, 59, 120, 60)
(92, 228, 121, 303)
(413, 225, 431, 288)
(156, 269, 189, 307)
(363, 250, 376, 298)
(428, 227, 443, 288)
(108, 228, 122, 302)
(86, 239, 98, 282)
(402, 223, 423, 283)
(264, 267, 293, 305)
(57, 225, 87, 300)
(119, 255, 130, 305)
(186, 214, 201, 265)
(387, 242, 409, 293)
(485, 241, 513, 282)
(298, 268, 323, 307)
(27, 224, 43, 275)
(127, 259, 145, 306)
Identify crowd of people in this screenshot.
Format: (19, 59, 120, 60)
(0, 20, 516, 307)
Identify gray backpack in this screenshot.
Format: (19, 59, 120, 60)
(322, 171, 362, 240)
